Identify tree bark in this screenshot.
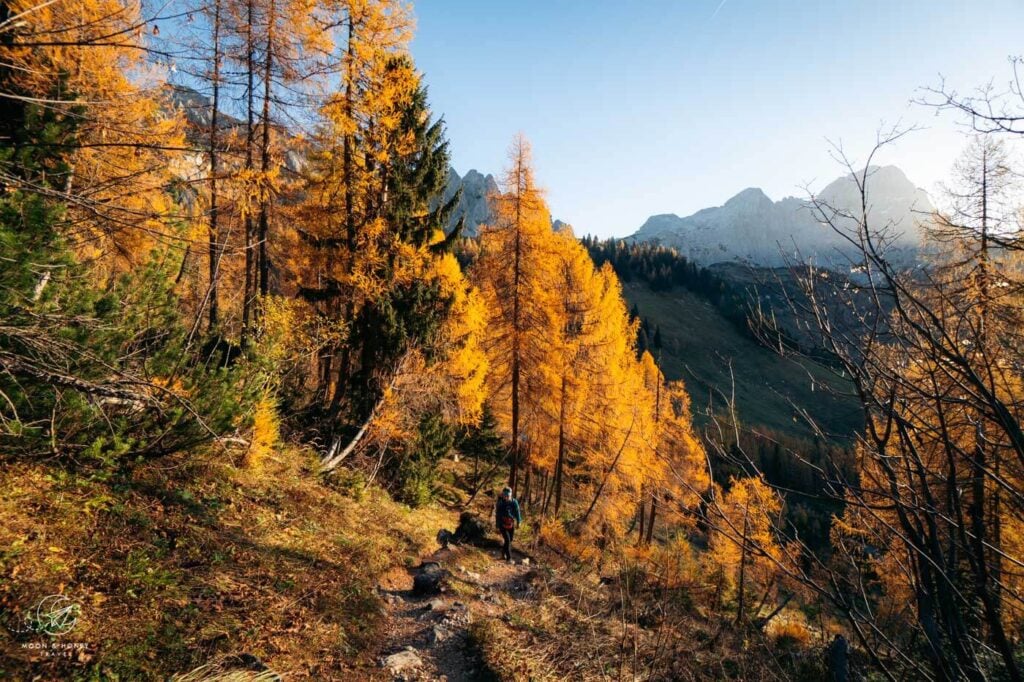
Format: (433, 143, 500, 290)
(206, 0, 222, 329)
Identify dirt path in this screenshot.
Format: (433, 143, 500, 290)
(367, 543, 536, 681)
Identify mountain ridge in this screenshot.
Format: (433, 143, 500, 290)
(631, 165, 934, 268)
(443, 167, 570, 236)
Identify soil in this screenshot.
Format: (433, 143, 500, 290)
(362, 543, 536, 681)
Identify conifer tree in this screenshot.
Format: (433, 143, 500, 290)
(296, 6, 474, 462)
(0, 1, 254, 457)
(708, 476, 784, 622)
(476, 134, 556, 492)
(458, 402, 506, 497)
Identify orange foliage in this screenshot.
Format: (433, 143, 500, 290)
(474, 135, 708, 545)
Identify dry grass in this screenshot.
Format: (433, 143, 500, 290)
(462, 532, 831, 681)
(0, 445, 452, 680)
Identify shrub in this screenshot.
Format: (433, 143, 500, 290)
(767, 616, 813, 649)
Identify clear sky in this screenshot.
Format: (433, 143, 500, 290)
(410, 0, 1024, 238)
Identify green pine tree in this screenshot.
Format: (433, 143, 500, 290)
(395, 412, 454, 506)
(457, 402, 507, 496)
(317, 66, 464, 425)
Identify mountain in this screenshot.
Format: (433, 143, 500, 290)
(165, 84, 306, 174)
(552, 219, 574, 236)
(442, 168, 497, 237)
(631, 166, 933, 268)
(442, 168, 570, 236)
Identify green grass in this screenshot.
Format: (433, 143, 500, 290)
(623, 283, 862, 441)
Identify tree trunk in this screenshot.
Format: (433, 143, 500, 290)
(256, 0, 275, 306)
(206, 0, 222, 329)
(637, 495, 646, 544)
(522, 466, 532, 510)
(554, 374, 567, 512)
(240, 0, 256, 346)
(735, 508, 749, 625)
(645, 492, 657, 545)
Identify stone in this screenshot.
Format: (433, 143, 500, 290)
(428, 624, 450, 644)
(425, 598, 447, 612)
(383, 649, 422, 674)
(520, 558, 530, 566)
(437, 528, 455, 548)
(413, 562, 445, 596)
(453, 512, 489, 545)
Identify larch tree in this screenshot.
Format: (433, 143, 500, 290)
(707, 476, 784, 624)
(297, 1, 471, 465)
(476, 134, 557, 493)
(636, 350, 709, 544)
(218, 0, 326, 342)
(768, 132, 1024, 681)
(0, 0, 265, 458)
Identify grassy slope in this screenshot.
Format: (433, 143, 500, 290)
(622, 283, 862, 441)
(0, 448, 452, 680)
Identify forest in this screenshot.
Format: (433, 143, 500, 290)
(2, 1, 1024, 681)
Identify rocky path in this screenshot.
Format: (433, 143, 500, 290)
(368, 544, 535, 681)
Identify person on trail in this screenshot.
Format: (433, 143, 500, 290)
(495, 487, 521, 562)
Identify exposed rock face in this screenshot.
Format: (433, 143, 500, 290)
(442, 168, 498, 237)
(165, 84, 305, 173)
(442, 167, 570, 237)
(552, 219, 574, 236)
(631, 166, 933, 268)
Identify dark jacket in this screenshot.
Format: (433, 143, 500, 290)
(496, 497, 522, 527)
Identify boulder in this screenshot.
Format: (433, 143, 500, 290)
(453, 512, 489, 545)
(413, 562, 445, 596)
(437, 528, 455, 548)
(383, 648, 422, 675)
(425, 598, 448, 612)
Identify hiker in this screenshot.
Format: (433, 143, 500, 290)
(495, 487, 522, 561)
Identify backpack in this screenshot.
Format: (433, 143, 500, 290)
(498, 499, 516, 530)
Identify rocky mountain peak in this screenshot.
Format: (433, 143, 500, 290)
(724, 187, 772, 211)
(631, 166, 934, 268)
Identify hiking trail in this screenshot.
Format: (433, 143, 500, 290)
(365, 542, 537, 681)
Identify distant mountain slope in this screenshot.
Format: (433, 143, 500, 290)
(631, 166, 933, 268)
(165, 84, 307, 173)
(621, 283, 861, 440)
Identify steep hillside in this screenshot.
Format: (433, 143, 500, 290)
(0, 449, 452, 680)
(621, 283, 862, 441)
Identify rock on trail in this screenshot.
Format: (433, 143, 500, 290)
(370, 545, 535, 681)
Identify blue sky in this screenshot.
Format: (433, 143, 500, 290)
(410, 0, 1024, 238)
